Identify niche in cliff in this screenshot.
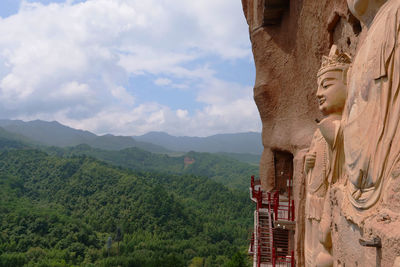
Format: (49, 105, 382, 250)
(327, 11, 361, 57)
(263, 0, 289, 25)
(273, 150, 293, 197)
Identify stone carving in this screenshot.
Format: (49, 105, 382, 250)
(342, 0, 400, 221)
(241, 0, 400, 265)
(304, 130, 329, 267)
(304, 45, 350, 267)
(316, 0, 400, 265)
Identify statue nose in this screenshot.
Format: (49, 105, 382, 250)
(316, 90, 323, 99)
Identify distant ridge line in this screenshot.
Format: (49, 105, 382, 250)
(0, 119, 262, 155)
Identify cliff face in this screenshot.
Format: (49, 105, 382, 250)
(241, 0, 361, 265)
(242, 0, 359, 191)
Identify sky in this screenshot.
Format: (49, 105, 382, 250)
(0, 0, 260, 137)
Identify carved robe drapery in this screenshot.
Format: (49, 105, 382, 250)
(305, 129, 329, 220)
(305, 129, 329, 266)
(343, 0, 400, 214)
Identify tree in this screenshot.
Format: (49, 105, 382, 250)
(106, 236, 112, 257)
(114, 227, 123, 255)
(189, 257, 205, 267)
(224, 251, 248, 267)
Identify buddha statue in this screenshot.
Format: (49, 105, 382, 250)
(304, 45, 351, 267)
(342, 0, 400, 220)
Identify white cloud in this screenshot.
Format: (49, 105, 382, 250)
(52, 96, 261, 137)
(154, 78, 171, 86)
(110, 86, 135, 105)
(53, 82, 92, 99)
(154, 78, 189, 90)
(0, 0, 259, 136)
(176, 109, 188, 119)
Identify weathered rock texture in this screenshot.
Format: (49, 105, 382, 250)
(243, 0, 400, 266)
(241, 0, 365, 266)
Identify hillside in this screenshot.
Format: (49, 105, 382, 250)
(0, 120, 168, 153)
(0, 126, 258, 190)
(45, 144, 258, 191)
(0, 127, 31, 149)
(134, 131, 262, 155)
(0, 120, 262, 164)
(0, 148, 253, 266)
(216, 152, 260, 165)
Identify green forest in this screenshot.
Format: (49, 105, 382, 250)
(0, 136, 256, 266)
(44, 144, 258, 191)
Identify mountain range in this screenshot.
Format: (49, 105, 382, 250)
(0, 119, 262, 162)
(0, 148, 252, 266)
(134, 131, 262, 155)
(0, 119, 260, 190)
(0, 119, 168, 153)
(0, 119, 257, 266)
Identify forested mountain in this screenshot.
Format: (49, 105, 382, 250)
(0, 122, 258, 266)
(0, 125, 258, 190)
(0, 148, 253, 266)
(0, 120, 262, 164)
(0, 127, 31, 150)
(216, 152, 260, 165)
(134, 131, 262, 155)
(0, 120, 168, 153)
(45, 144, 258, 191)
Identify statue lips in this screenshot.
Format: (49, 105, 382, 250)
(318, 98, 326, 113)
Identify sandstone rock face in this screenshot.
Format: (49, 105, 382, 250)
(241, 0, 358, 191)
(239, 0, 400, 266)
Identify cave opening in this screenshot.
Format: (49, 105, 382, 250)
(273, 150, 294, 198)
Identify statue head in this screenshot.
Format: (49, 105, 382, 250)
(347, 0, 387, 25)
(316, 45, 351, 116)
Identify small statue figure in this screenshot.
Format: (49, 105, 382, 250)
(304, 128, 329, 267)
(304, 45, 351, 267)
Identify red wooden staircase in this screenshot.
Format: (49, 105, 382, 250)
(249, 176, 295, 267)
(258, 210, 273, 263)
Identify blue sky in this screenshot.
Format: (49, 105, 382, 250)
(0, 0, 259, 136)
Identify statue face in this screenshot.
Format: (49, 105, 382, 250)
(316, 70, 347, 116)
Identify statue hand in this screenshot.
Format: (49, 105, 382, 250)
(305, 151, 316, 174)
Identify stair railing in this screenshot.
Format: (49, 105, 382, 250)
(257, 188, 262, 267)
(267, 191, 274, 263)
